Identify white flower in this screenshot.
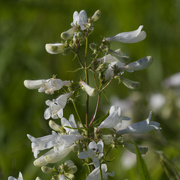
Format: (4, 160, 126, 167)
(162, 72, 180, 88)
(61, 114, 81, 136)
(29, 114, 82, 167)
(58, 175, 66, 180)
(33, 145, 75, 167)
(45, 43, 66, 54)
(44, 93, 71, 119)
(61, 26, 79, 40)
(64, 160, 77, 174)
(24, 78, 71, 95)
(105, 25, 146, 43)
(78, 140, 104, 167)
(149, 93, 165, 112)
(122, 56, 153, 71)
(86, 164, 114, 180)
(80, 81, 97, 96)
(8, 172, 23, 180)
(27, 131, 60, 158)
(71, 10, 87, 30)
(105, 61, 125, 80)
(117, 112, 161, 135)
(98, 106, 131, 130)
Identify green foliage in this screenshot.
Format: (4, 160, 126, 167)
(134, 142, 150, 180)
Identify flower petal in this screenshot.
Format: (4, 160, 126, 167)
(105, 25, 146, 43)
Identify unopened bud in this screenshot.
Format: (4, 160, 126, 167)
(49, 120, 61, 132)
(61, 26, 78, 40)
(79, 81, 97, 96)
(35, 177, 42, 180)
(34, 156, 47, 167)
(45, 43, 66, 54)
(91, 10, 101, 22)
(41, 166, 54, 174)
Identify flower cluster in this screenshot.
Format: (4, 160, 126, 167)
(9, 9, 161, 180)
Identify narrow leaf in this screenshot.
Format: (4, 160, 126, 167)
(134, 142, 150, 180)
(157, 151, 180, 180)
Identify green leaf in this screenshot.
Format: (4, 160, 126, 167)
(156, 151, 180, 180)
(134, 142, 150, 180)
(91, 111, 109, 127)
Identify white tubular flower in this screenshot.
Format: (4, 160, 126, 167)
(44, 93, 71, 120)
(24, 78, 71, 95)
(105, 61, 125, 80)
(162, 72, 180, 88)
(61, 26, 78, 40)
(149, 93, 165, 112)
(71, 10, 87, 30)
(122, 56, 153, 71)
(8, 172, 23, 180)
(45, 43, 66, 54)
(80, 81, 97, 96)
(98, 106, 131, 130)
(27, 131, 60, 158)
(61, 114, 80, 136)
(58, 175, 66, 180)
(86, 164, 114, 180)
(64, 160, 77, 174)
(117, 112, 161, 135)
(34, 145, 75, 167)
(78, 140, 104, 167)
(105, 25, 146, 43)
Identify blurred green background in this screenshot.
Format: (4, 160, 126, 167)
(1, 0, 180, 179)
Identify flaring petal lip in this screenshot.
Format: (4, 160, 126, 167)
(105, 25, 146, 43)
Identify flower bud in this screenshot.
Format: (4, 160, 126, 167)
(61, 26, 78, 40)
(35, 177, 42, 180)
(91, 10, 101, 22)
(79, 81, 97, 96)
(24, 80, 43, 89)
(45, 43, 66, 54)
(41, 166, 54, 174)
(34, 156, 48, 167)
(49, 120, 61, 132)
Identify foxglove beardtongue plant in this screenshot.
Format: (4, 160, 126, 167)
(9, 9, 162, 180)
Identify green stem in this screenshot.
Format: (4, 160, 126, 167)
(100, 77, 113, 93)
(89, 93, 100, 127)
(69, 45, 84, 68)
(100, 164, 103, 180)
(71, 99, 86, 129)
(85, 33, 89, 130)
(87, 48, 101, 69)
